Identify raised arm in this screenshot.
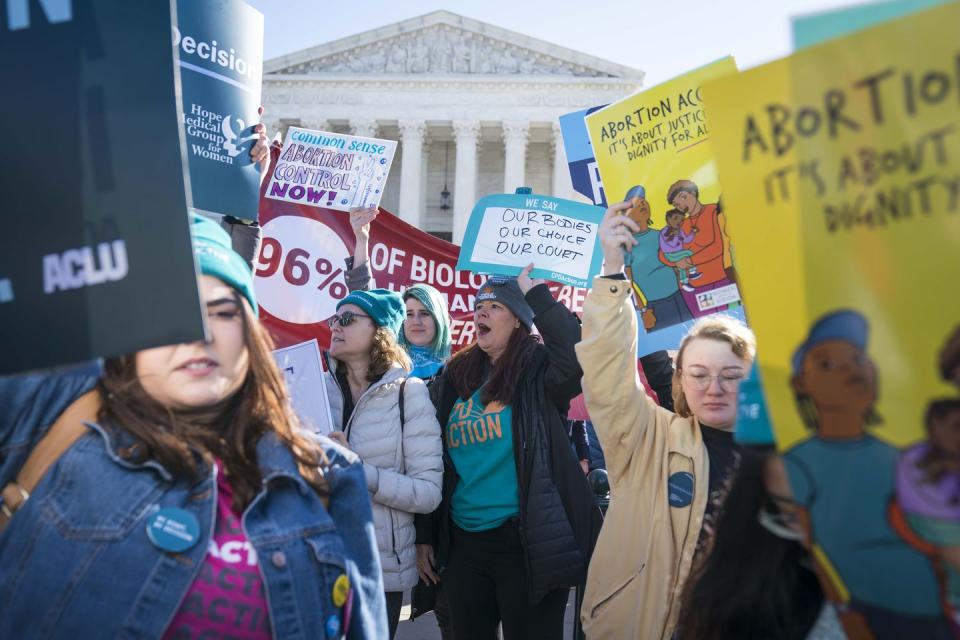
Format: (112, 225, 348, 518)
(518, 264, 583, 408)
(344, 207, 379, 292)
(576, 203, 671, 482)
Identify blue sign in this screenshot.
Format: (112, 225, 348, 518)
(456, 192, 606, 288)
(175, 0, 264, 221)
(558, 106, 608, 207)
(0, 1, 204, 375)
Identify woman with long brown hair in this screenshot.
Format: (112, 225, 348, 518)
(324, 287, 443, 640)
(0, 215, 386, 639)
(416, 264, 601, 640)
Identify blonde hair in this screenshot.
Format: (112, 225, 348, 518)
(672, 315, 756, 418)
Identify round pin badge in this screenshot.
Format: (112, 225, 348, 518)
(146, 507, 201, 553)
(667, 472, 695, 508)
(332, 573, 350, 608)
(325, 614, 341, 638)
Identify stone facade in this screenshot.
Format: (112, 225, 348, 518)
(262, 10, 643, 241)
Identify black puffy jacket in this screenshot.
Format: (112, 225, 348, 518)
(415, 284, 603, 605)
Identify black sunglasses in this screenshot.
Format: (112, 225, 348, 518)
(327, 311, 371, 328)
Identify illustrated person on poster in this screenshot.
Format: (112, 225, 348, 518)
(620, 186, 695, 331)
(784, 310, 953, 638)
(894, 325, 960, 620)
(658, 208, 701, 291)
(660, 180, 736, 292)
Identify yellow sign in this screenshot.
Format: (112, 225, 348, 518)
(704, 2, 960, 631)
(585, 58, 744, 337)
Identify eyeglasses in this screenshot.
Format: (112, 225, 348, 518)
(682, 370, 745, 392)
(327, 311, 371, 328)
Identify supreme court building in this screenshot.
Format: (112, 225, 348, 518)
(261, 10, 643, 242)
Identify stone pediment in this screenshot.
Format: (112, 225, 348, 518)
(265, 10, 643, 81)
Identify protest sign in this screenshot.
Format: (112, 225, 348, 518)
(255, 147, 591, 353)
(585, 58, 746, 355)
(704, 3, 960, 630)
(1, 1, 203, 376)
(266, 127, 397, 212)
(456, 193, 605, 288)
(176, 0, 264, 222)
(558, 106, 609, 206)
(272, 339, 333, 434)
(792, 0, 948, 49)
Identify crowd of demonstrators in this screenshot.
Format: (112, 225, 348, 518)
(323, 285, 443, 639)
(575, 201, 757, 639)
(0, 216, 387, 639)
(415, 267, 603, 640)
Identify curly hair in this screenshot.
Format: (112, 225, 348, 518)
(357, 326, 412, 382)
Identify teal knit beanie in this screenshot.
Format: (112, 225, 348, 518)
(337, 288, 405, 337)
(190, 214, 257, 315)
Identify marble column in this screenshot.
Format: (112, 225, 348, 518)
(551, 123, 574, 199)
(452, 120, 480, 244)
(350, 119, 379, 139)
(299, 117, 330, 133)
(397, 120, 426, 228)
(502, 120, 530, 194)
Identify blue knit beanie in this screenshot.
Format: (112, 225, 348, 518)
(190, 214, 257, 315)
(337, 288, 405, 337)
(475, 276, 534, 331)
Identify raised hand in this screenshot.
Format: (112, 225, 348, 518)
(598, 201, 639, 275)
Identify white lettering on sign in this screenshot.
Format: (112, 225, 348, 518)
(42, 240, 129, 294)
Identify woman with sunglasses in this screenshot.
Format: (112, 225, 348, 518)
(575, 202, 757, 640)
(324, 288, 443, 640)
(0, 215, 386, 639)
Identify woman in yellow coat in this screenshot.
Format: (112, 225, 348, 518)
(576, 201, 756, 639)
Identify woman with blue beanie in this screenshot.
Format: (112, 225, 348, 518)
(324, 284, 443, 639)
(344, 207, 453, 386)
(0, 214, 387, 639)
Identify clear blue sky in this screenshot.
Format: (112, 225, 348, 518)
(246, 0, 864, 85)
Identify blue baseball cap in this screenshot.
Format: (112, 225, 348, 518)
(791, 310, 868, 376)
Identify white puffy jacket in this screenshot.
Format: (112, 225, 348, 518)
(324, 362, 443, 592)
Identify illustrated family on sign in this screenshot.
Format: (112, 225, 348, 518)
(620, 178, 740, 332)
(784, 315, 960, 635)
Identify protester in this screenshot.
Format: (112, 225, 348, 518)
(569, 419, 592, 474)
(576, 201, 756, 639)
(345, 207, 452, 385)
(417, 266, 601, 640)
(0, 215, 387, 639)
(324, 286, 443, 640)
(677, 445, 845, 639)
(220, 108, 272, 268)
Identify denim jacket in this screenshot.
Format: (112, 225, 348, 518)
(0, 366, 388, 639)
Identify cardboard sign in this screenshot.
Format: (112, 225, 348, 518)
(584, 59, 746, 353)
(273, 339, 333, 435)
(175, 0, 264, 222)
(558, 106, 609, 206)
(266, 127, 397, 212)
(0, 1, 203, 376)
(456, 193, 605, 288)
(704, 3, 960, 630)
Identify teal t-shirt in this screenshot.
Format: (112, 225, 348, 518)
(628, 229, 680, 303)
(446, 389, 519, 531)
(785, 435, 942, 616)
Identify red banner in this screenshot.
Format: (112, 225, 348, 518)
(254, 150, 589, 352)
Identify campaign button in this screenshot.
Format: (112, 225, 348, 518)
(325, 614, 341, 638)
(146, 508, 200, 553)
(332, 573, 350, 607)
(667, 472, 695, 508)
